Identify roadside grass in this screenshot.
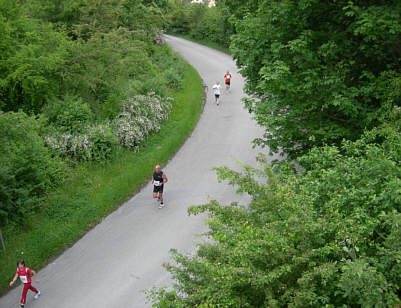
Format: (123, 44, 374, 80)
(0, 60, 204, 295)
(169, 33, 230, 55)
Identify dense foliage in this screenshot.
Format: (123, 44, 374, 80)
(0, 0, 181, 116)
(227, 0, 401, 158)
(0, 0, 186, 226)
(0, 112, 65, 226)
(164, 0, 233, 48)
(149, 112, 401, 307)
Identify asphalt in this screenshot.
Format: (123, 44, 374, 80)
(0, 35, 273, 308)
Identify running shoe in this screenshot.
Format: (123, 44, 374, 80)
(34, 290, 40, 299)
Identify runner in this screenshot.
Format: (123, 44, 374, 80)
(212, 81, 221, 105)
(9, 260, 40, 307)
(152, 165, 168, 208)
(224, 70, 232, 92)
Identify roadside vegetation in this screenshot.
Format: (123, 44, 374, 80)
(0, 0, 203, 294)
(163, 0, 232, 51)
(150, 0, 401, 307)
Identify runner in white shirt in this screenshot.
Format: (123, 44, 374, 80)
(212, 81, 221, 106)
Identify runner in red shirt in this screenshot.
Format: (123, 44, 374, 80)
(224, 70, 232, 92)
(9, 260, 40, 307)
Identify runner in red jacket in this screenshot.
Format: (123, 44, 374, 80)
(224, 70, 232, 92)
(9, 260, 40, 307)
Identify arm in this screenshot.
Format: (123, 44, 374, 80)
(9, 273, 18, 287)
(152, 176, 154, 184)
(31, 269, 39, 284)
(162, 173, 168, 184)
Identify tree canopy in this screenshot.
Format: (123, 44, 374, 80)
(229, 0, 401, 158)
(0, 0, 169, 115)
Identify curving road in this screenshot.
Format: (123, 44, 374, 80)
(0, 36, 271, 308)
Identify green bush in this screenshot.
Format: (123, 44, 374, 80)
(163, 67, 184, 90)
(88, 124, 119, 162)
(42, 95, 94, 133)
(0, 111, 65, 226)
(0, 0, 71, 113)
(64, 29, 152, 113)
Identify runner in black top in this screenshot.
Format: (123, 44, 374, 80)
(152, 165, 168, 208)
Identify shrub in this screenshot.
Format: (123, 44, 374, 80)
(88, 124, 119, 162)
(113, 93, 173, 150)
(163, 67, 184, 90)
(0, 111, 65, 226)
(42, 95, 94, 133)
(45, 133, 93, 161)
(45, 124, 119, 162)
(0, 1, 71, 114)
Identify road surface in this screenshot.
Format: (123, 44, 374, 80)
(0, 36, 271, 308)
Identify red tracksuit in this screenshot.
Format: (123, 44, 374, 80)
(16, 266, 38, 306)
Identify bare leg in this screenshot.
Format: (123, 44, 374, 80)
(159, 192, 163, 204)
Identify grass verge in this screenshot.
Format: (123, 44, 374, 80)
(0, 59, 204, 295)
(169, 33, 230, 55)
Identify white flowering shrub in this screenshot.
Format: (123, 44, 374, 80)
(45, 133, 93, 161)
(112, 93, 173, 150)
(45, 124, 118, 162)
(45, 93, 173, 160)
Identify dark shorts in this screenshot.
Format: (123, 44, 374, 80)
(215, 94, 220, 98)
(153, 185, 164, 193)
(225, 80, 231, 85)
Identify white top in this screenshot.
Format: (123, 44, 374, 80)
(212, 84, 221, 95)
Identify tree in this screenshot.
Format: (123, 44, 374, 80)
(149, 113, 401, 307)
(0, 1, 71, 113)
(229, 0, 401, 158)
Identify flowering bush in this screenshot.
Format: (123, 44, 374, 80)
(45, 93, 173, 160)
(45, 124, 118, 162)
(45, 133, 93, 161)
(113, 93, 173, 150)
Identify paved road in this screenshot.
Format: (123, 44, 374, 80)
(0, 36, 271, 308)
